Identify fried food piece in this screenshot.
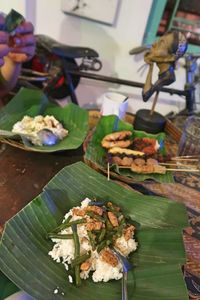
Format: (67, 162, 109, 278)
(153, 165, 166, 174)
(101, 131, 132, 149)
(133, 158, 146, 166)
(101, 248, 118, 267)
(80, 260, 91, 271)
(107, 202, 120, 212)
(131, 163, 166, 174)
(72, 208, 86, 217)
(109, 147, 145, 166)
(124, 225, 135, 241)
(112, 156, 133, 166)
(146, 158, 159, 165)
(86, 221, 103, 231)
(86, 205, 103, 216)
(108, 147, 145, 157)
(132, 137, 159, 155)
(131, 164, 155, 174)
(108, 211, 119, 227)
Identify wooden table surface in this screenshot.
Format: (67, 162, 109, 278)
(1, 137, 200, 299)
(0, 143, 83, 232)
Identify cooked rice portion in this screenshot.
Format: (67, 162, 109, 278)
(48, 198, 137, 284)
(12, 115, 68, 145)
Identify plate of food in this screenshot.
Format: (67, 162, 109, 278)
(84, 114, 177, 183)
(0, 162, 188, 299)
(0, 88, 88, 152)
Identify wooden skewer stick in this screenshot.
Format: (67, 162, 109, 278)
(171, 158, 199, 162)
(159, 162, 198, 168)
(118, 165, 200, 173)
(172, 155, 200, 159)
(118, 166, 131, 169)
(150, 91, 159, 116)
(166, 168, 200, 172)
(107, 162, 110, 181)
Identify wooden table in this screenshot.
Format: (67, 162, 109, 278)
(0, 143, 83, 232)
(1, 137, 200, 299)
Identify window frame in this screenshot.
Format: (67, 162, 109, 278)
(142, 0, 200, 53)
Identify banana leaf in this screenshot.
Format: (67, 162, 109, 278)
(0, 161, 188, 300)
(84, 115, 174, 183)
(0, 271, 19, 300)
(0, 88, 88, 152)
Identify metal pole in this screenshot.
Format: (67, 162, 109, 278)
(68, 70, 187, 97)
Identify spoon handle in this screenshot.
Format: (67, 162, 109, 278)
(122, 272, 128, 300)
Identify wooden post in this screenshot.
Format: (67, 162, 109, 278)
(150, 91, 159, 116)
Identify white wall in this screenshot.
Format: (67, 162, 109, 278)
(1, 0, 187, 115)
(0, 0, 25, 14)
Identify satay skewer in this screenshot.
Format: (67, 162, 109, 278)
(166, 168, 200, 172)
(118, 165, 200, 174)
(170, 157, 199, 162)
(107, 162, 110, 181)
(159, 162, 198, 168)
(171, 155, 200, 159)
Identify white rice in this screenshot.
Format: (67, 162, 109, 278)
(12, 115, 68, 146)
(48, 198, 137, 283)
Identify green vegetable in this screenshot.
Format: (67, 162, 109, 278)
(72, 224, 81, 286)
(46, 233, 73, 239)
(105, 218, 113, 230)
(86, 211, 105, 222)
(98, 228, 106, 242)
(71, 252, 91, 267)
(52, 218, 86, 234)
(87, 231, 96, 251)
(97, 240, 111, 253)
(51, 215, 72, 233)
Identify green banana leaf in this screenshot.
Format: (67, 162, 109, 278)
(0, 271, 19, 300)
(0, 161, 188, 300)
(84, 115, 174, 183)
(0, 88, 88, 152)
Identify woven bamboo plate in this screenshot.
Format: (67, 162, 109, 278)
(83, 110, 182, 184)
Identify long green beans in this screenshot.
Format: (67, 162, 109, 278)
(51, 217, 86, 234)
(71, 252, 91, 267)
(87, 231, 96, 251)
(97, 240, 111, 253)
(86, 211, 105, 222)
(98, 228, 106, 242)
(72, 224, 81, 286)
(48, 199, 136, 287)
(46, 233, 73, 239)
(51, 215, 72, 233)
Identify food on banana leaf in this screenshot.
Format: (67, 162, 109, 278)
(131, 137, 160, 155)
(101, 130, 133, 149)
(12, 115, 68, 146)
(109, 147, 166, 174)
(108, 147, 145, 166)
(48, 198, 137, 285)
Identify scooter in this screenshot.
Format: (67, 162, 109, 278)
(19, 34, 102, 104)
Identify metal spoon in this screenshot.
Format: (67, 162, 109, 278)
(0, 128, 59, 146)
(112, 247, 133, 300)
(37, 129, 59, 146)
